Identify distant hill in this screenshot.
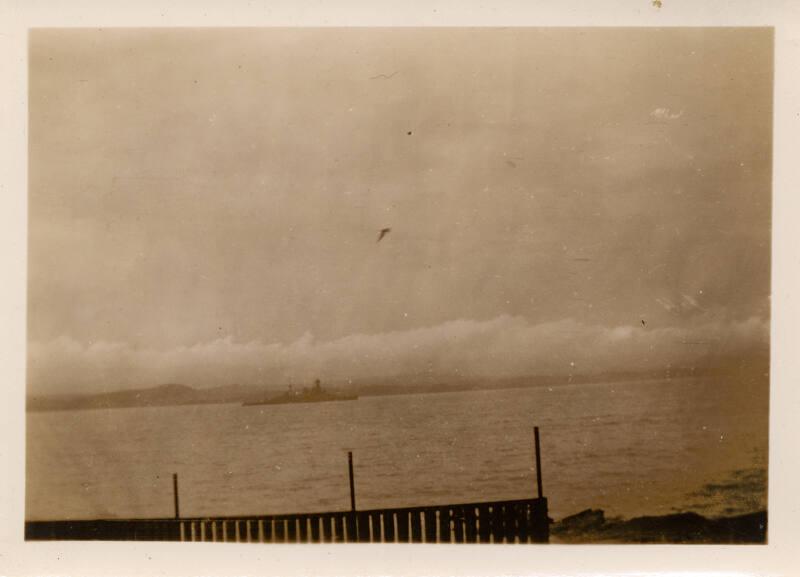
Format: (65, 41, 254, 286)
(26, 382, 272, 412)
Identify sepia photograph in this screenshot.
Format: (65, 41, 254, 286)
(25, 27, 772, 546)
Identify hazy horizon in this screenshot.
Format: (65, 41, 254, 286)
(28, 28, 772, 395)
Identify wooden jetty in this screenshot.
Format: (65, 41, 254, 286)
(25, 427, 550, 544)
(25, 497, 549, 543)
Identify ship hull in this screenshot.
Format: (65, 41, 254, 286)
(242, 395, 358, 407)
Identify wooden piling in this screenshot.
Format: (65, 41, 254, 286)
(172, 473, 180, 519)
(453, 506, 465, 542)
(410, 510, 423, 543)
(262, 519, 273, 543)
(424, 509, 437, 543)
(534, 427, 543, 499)
(278, 520, 286, 544)
(286, 518, 298, 542)
(397, 510, 410, 542)
(347, 451, 356, 511)
(333, 514, 345, 543)
(464, 506, 478, 543)
(438, 508, 451, 543)
(356, 511, 371, 542)
(310, 516, 321, 542)
(369, 511, 382, 542)
(477, 504, 491, 543)
(383, 511, 396, 542)
(320, 515, 333, 543)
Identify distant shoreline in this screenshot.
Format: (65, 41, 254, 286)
(27, 362, 768, 413)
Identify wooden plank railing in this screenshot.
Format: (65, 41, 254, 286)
(25, 497, 549, 543)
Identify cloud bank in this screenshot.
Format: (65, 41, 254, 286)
(28, 315, 769, 395)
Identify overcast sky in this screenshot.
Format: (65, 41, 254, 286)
(28, 28, 772, 393)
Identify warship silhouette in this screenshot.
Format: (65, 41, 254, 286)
(242, 379, 358, 406)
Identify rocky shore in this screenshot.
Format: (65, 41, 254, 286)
(551, 508, 767, 544)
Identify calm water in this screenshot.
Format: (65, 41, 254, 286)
(26, 376, 768, 522)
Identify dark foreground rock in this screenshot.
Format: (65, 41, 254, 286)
(551, 510, 766, 544)
(557, 509, 606, 533)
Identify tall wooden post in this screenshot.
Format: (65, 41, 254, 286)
(348, 451, 356, 511)
(534, 427, 543, 499)
(173, 473, 181, 519)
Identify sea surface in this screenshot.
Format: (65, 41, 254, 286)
(26, 376, 768, 522)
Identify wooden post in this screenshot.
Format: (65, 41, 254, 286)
(348, 451, 356, 511)
(173, 473, 180, 519)
(534, 427, 543, 499)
